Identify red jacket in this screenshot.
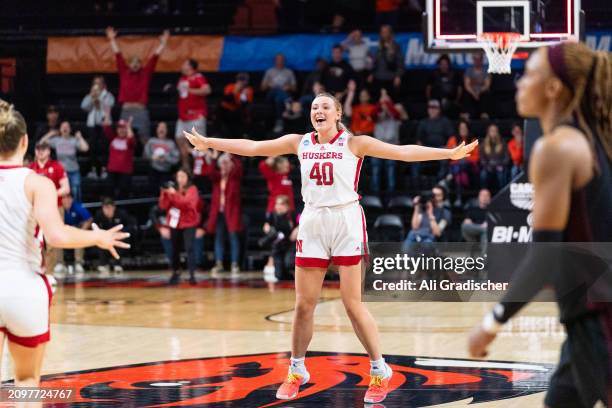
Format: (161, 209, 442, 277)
(116, 53, 158, 105)
(103, 125, 136, 174)
(159, 185, 202, 229)
(206, 156, 243, 233)
(258, 160, 295, 213)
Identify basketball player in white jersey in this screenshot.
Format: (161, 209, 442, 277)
(0, 100, 129, 388)
(184, 92, 476, 403)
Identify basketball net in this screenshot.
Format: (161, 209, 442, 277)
(478, 32, 522, 74)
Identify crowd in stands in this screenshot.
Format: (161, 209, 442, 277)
(27, 23, 526, 283)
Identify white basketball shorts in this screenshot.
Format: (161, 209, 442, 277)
(0, 271, 52, 347)
(295, 201, 368, 268)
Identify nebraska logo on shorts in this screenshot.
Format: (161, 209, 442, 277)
(296, 239, 303, 253)
(35, 352, 553, 407)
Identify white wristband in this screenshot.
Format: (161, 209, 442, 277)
(481, 312, 503, 335)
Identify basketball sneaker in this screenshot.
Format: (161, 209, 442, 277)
(364, 364, 393, 403)
(276, 371, 310, 400)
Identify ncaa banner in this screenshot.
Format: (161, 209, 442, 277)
(47, 32, 612, 73)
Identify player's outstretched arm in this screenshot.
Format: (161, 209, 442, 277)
(349, 135, 477, 162)
(183, 128, 301, 157)
(28, 174, 130, 259)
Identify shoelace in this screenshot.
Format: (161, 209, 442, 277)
(368, 375, 384, 391)
(285, 373, 303, 385)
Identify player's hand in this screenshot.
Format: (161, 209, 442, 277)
(467, 324, 496, 358)
(183, 127, 210, 151)
(106, 26, 117, 40)
(92, 223, 130, 260)
(449, 140, 478, 160)
(160, 29, 170, 44)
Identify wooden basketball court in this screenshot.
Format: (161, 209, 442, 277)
(1, 272, 563, 407)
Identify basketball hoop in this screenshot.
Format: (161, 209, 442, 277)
(478, 32, 522, 74)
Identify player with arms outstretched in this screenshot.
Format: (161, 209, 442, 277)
(0, 100, 130, 388)
(184, 92, 476, 403)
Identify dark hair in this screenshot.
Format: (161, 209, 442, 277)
(93, 75, 106, 86)
(0, 99, 27, 157)
(188, 58, 198, 70)
(547, 42, 612, 161)
(332, 43, 343, 50)
(432, 185, 447, 200)
(457, 119, 475, 142)
(176, 167, 193, 187)
(437, 54, 451, 66)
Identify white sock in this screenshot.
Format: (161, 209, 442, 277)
(289, 357, 307, 376)
(370, 357, 389, 377)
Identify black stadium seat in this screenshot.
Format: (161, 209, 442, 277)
(373, 214, 405, 242)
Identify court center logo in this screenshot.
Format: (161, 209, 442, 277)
(36, 352, 552, 407)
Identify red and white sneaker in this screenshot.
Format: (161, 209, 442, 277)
(364, 365, 393, 403)
(276, 371, 310, 400)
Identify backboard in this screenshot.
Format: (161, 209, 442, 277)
(424, 0, 583, 51)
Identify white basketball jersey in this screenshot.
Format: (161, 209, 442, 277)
(297, 130, 363, 207)
(0, 166, 42, 273)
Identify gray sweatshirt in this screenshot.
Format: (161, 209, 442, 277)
(144, 138, 180, 172)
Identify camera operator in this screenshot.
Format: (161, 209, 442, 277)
(159, 168, 203, 285)
(260, 195, 297, 282)
(403, 186, 451, 244)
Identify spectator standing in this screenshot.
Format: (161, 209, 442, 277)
(259, 156, 295, 214)
(344, 83, 376, 136)
(94, 197, 133, 277)
(218, 73, 254, 138)
(445, 119, 480, 206)
(60, 193, 93, 277)
(191, 148, 215, 194)
(480, 123, 509, 191)
(32, 105, 60, 154)
(81, 75, 115, 179)
(368, 25, 403, 99)
(507, 123, 524, 179)
(205, 154, 243, 278)
(261, 195, 298, 282)
(321, 45, 355, 100)
(28, 141, 70, 276)
(106, 26, 169, 145)
(39, 121, 89, 202)
(301, 58, 327, 98)
(282, 100, 307, 134)
(426, 54, 463, 118)
(370, 89, 402, 194)
(159, 168, 202, 285)
(261, 53, 297, 133)
(403, 186, 452, 245)
(103, 112, 136, 199)
(342, 30, 372, 78)
(462, 188, 490, 244)
(144, 121, 180, 191)
(375, 0, 402, 28)
(411, 99, 453, 180)
(175, 59, 211, 168)
(462, 53, 491, 119)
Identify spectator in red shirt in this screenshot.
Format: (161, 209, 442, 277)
(507, 123, 524, 180)
(259, 156, 295, 214)
(445, 119, 480, 206)
(375, 0, 402, 28)
(102, 111, 136, 199)
(175, 59, 211, 168)
(106, 26, 170, 146)
(191, 148, 215, 194)
(159, 168, 202, 285)
(29, 141, 70, 276)
(218, 72, 254, 138)
(344, 82, 376, 135)
(205, 154, 243, 278)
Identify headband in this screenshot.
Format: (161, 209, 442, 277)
(547, 44, 573, 90)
